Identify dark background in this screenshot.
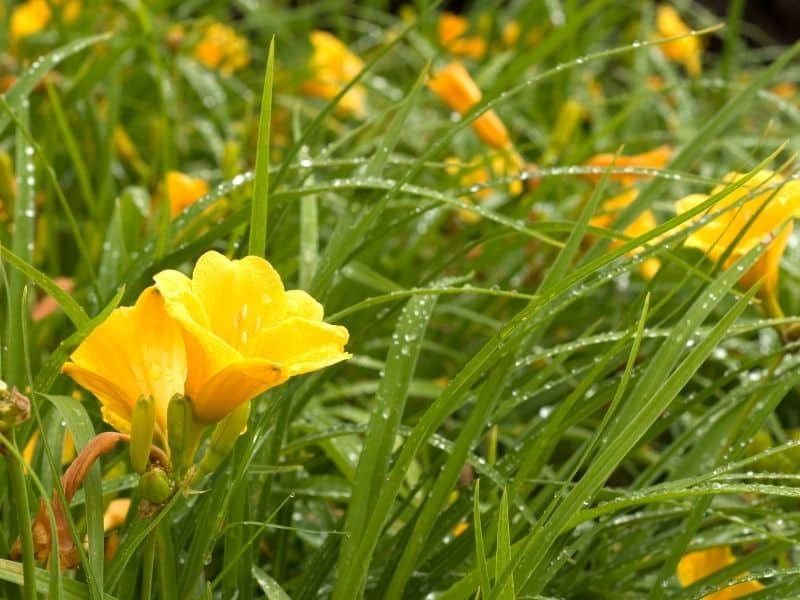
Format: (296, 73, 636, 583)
(700, 0, 800, 44)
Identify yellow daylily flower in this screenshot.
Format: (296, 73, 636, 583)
(677, 547, 764, 599)
(10, 0, 51, 43)
(153, 251, 350, 423)
(583, 145, 673, 187)
(675, 170, 800, 303)
(62, 287, 188, 444)
(428, 61, 522, 165)
(10, 0, 80, 45)
(194, 22, 250, 75)
(302, 30, 367, 119)
(438, 12, 486, 60)
(656, 4, 702, 77)
(590, 189, 661, 280)
(166, 171, 209, 218)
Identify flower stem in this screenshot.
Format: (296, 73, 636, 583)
(7, 430, 36, 600)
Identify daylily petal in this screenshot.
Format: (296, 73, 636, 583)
(62, 287, 187, 439)
(303, 31, 366, 118)
(675, 170, 800, 304)
(737, 222, 793, 298)
(154, 275, 242, 401)
(191, 251, 289, 352)
(152, 269, 210, 328)
(61, 364, 135, 434)
(193, 359, 286, 423)
(285, 289, 325, 321)
(134, 288, 188, 434)
(428, 62, 513, 151)
(677, 547, 764, 599)
(252, 318, 351, 376)
(166, 171, 208, 218)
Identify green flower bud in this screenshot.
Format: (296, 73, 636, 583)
(0, 152, 15, 211)
(139, 467, 174, 504)
(197, 401, 250, 477)
(129, 395, 155, 474)
(167, 393, 203, 475)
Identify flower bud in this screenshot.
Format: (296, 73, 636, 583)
(0, 151, 15, 211)
(138, 466, 174, 504)
(167, 393, 202, 475)
(542, 99, 586, 165)
(428, 61, 514, 151)
(197, 401, 250, 477)
(0, 381, 30, 433)
(129, 395, 155, 474)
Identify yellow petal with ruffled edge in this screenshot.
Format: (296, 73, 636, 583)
(285, 289, 324, 321)
(62, 364, 136, 433)
(62, 287, 187, 441)
(193, 360, 286, 423)
(192, 251, 289, 352)
(252, 318, 351, 376)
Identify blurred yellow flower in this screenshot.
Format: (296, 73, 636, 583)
(771, 81, 797, 100)
(10, 0, 80, 44)
(153, 251, 350, 423)
(62, 288, 187, 444)
(501, 21, 520, 47)
(675, 170, 800, 302)
(590, 189, 661, 279)
(102, 498, 131, 532)
(446, 152, 523, 223)
(583, 145, 673, 187)
(656, 4, 702, 77)
(101, 497, 131, 561)
(677, 547, 764, 599)
(194, 22, 250, 75)
(302, 30, 366, 118)
(10, 0, 51, 43)
(428, 61, 522, 165)
(438, 12, 486, 59)
(166, 171, 209, 218)
(23, 429, 75, 466)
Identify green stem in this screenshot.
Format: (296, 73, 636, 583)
(7, 430, 36, 600)
(141, 532, 156, 600)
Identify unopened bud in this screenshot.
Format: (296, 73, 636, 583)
(0, 152, 16, 210)
(129, 395, 155, 474)
(0, 382, 30, 432)
(543, 99, 586, 165)
(167, 394, 202, 475)
(197, 401, 250, 477)
(221, 140, 241, 181)
(139, 467, 174, 504)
